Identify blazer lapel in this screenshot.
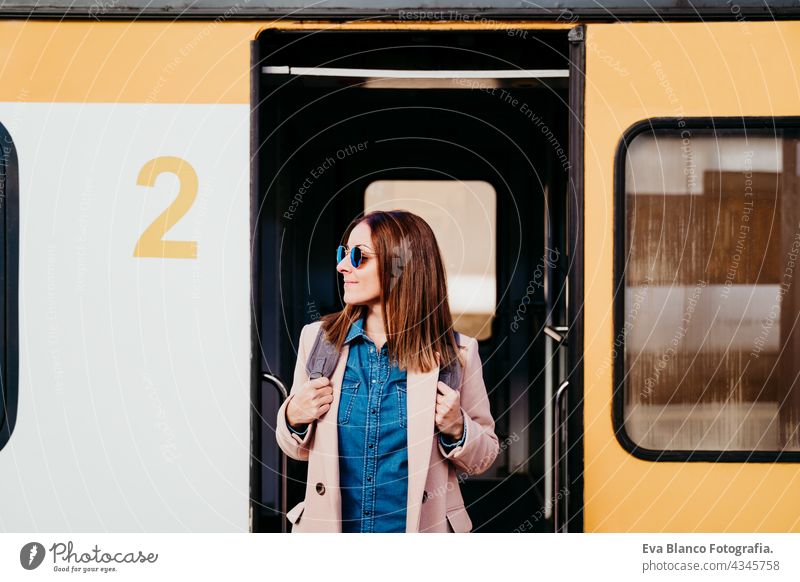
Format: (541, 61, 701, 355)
(405, 363, 439, 533)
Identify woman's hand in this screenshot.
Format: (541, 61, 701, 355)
(435, 381, 464, 440)
(286, 376, 334, 428)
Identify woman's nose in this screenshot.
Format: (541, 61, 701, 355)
(337, 258, 350, 273)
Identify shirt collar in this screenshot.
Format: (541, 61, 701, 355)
(343, 315, 368, 345)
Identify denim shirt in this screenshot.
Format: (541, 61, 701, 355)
(286, 318, 466, 532)
(337, 317, 408, 532)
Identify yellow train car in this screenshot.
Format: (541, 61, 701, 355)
(0, 1, 799, 533)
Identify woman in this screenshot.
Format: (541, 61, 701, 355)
(275, 210, 499, 533)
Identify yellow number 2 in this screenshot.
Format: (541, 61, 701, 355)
(134, 156, 198, 259)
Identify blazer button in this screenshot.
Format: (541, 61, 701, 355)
(316, 482, 326, 495)
(422, 490, 428, 503)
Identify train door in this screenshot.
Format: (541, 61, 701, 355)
(251, 23, 584, 532)
(584, 21, 800, 531)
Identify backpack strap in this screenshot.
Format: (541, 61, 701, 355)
(305, 326, 464, 390)
(437, 331, 464, 392)
(305, 327, 340, 380)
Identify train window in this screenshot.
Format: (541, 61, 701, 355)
(619, 122, 800, 456)
(364, 180, 496, 340)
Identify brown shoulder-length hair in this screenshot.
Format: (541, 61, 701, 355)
(319, 210, 464, 374)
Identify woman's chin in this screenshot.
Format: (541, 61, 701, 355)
(343, 292, 374, 306)
(343, 293, 360, 305)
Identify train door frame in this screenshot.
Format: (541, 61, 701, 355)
(249, 21, 587, 533)
(552, 25, 585, 533)
(0, 121, 20, 455)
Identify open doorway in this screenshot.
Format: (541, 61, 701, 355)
(251, 27, 577, 532)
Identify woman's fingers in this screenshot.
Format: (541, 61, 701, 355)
(309, 376, 331, 389)
(312, 391, 334, 418)
(315, 393, 334, 405)
(435, 383, 463, 437)
(315, 384, 333, 398)
(437, 383, 459, 409)
(437, 381, 454, 394)
(288, 377, 333, 425)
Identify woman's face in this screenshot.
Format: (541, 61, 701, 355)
(337, 221, 381, 306)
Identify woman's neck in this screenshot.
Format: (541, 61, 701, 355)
(364, 305, 387, 350)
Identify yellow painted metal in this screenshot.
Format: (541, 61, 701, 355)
(584, 21, 800, 532)
(0, 19, 572, 104)
(0, 21, 262, 103)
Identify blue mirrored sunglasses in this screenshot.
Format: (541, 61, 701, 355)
(336, 245, 367, 268)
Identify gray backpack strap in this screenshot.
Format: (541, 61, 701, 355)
(438, 332, 463, 391)
(305, 327, 340, 380)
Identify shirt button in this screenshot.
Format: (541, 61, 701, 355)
(366, 476, 372, 482)
(364, 510, 371, 516)
(372, 379, 377, 384)
(371, 408, 377, 414)
(368, 443, 374, 449)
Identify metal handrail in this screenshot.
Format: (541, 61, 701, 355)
(553, 380, 569, 533)
(262, 66, 570, 79)
(262, 373, 288, 400)
(262, 373, 289, 532)
(544, 325, 569, 345)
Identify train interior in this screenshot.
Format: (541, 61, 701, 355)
(254, 29, 572, 532)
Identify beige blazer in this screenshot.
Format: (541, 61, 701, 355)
(276, 320, 499, 533)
